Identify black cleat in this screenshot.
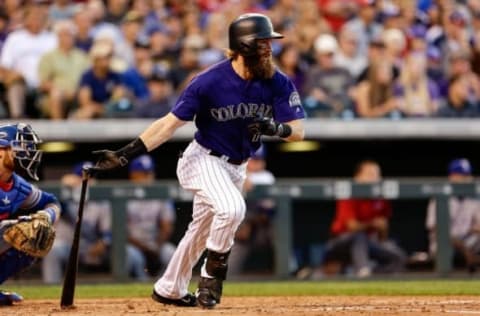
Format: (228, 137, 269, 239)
(196, 287, 217, 309)
(151, 290, 197, 307)
(196, 277, 224, 309)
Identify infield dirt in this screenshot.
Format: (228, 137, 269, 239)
(3, 296, 480, 315)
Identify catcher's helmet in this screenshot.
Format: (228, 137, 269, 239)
(228, 13, 283, 56)
(0, 123, 42, 180)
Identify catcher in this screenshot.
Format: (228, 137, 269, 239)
(0, 123, 59, 305)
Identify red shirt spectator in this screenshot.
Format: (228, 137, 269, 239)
(331, 199, 392, 236)
(317, 0, 357, 33)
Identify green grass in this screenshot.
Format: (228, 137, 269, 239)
(4, 280, 480, 299)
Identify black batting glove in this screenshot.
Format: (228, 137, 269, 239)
(92, 149, 126, 172)
(248, 117, 292, 138)
(92, 138, 148, 172)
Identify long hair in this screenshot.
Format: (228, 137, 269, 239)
(367, 60, 394, 108)
(399, 53, 432, 114)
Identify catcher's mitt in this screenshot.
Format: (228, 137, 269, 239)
(3, 212, 55, 258)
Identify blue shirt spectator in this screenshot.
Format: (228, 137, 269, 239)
(122, 68, 149, 100)
(79, 69, 123, 104)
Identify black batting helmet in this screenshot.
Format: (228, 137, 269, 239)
(228, 13, 283, 56)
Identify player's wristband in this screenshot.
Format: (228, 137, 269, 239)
(116, 138, 148, 162)
(276, 123, 292, 138)
(37, 208, 56, 224)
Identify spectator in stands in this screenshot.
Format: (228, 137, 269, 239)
(229, 145, 276, 277)
(439, 10, 472, 66)
(126, 155, 176, 279)
(104, 0, 129, 25)
(303, 33, 355, 118)
(324, 160, 406, 278)
(334, 26, 367, 80)
(117, 10, 144, 67)
(121, 39, 151, 102)
(75, 41, 128, 119)
(42, 162, 113, 284)
(73, 5, 94, 53)
(293, 0, 331, 62)
(447, 49, 480, 103)
(382, 28, 407, 68)
(437, 74, 480, 117)
(38, 19, 90, 119)
(343, 0, 383, 57)
(471, 28, 480, 78)
(395, 52, 440, 117)
(426, 46, 449, 98)
(168, 46, 200, 93)
(0, 11, 9, 54)
(426, 158, 480, 273)
(204, 12, 228, 53)
(48, 0, 77, 22)
(135, 72, 175, 118)
(149, 27, 174, 74)
(276, 44, 307, 93)
(0, 0, 24, 32)
(354, 59, 400, 118)
(0, 4, 56, 118)
(380, 3, 403, 31)
(408, 24, 428, 54)
(317, 0, 357, 33)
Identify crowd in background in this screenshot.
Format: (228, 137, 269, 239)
(2, 0, 480, 119)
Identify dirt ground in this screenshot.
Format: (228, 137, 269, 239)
(2, 296, 480, 316)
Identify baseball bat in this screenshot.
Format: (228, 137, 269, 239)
(60, 167, 91, 308)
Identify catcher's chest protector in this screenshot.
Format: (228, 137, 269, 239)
(0, 174, 32, 219)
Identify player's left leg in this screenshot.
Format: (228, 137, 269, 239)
(196, 160, 247, 308)
(0, 248, 36, 305)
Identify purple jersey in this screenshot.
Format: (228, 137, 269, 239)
(172, 59, 304, 161)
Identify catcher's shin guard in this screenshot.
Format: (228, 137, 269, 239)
(196, 250, 230, 308)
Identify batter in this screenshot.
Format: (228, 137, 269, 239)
(93, 13, 305, 309)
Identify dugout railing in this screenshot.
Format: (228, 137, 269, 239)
(39, 179, 472, 280)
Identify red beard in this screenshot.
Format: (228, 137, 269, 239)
(244, 53, 276, 79)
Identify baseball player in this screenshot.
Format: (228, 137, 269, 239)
(0, 123, 60, 305)
(93, 13, 305, 309)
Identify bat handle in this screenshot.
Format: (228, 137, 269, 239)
(82, 166, 94, 180)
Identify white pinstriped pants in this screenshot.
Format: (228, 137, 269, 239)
(154, 140, 247, 299)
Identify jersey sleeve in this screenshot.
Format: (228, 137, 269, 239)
(20, 185, 61, 223)
(20, 186, 58, 209)
(171, 75, 202, 121)
(272, 73, 305, 123)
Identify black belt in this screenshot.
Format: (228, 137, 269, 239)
(208, 150, 246, 165)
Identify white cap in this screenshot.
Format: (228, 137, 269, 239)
(314, 34, 338, 54)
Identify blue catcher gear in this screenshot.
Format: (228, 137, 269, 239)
(0, 123, 42, 181)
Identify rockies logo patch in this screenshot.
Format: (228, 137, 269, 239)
(289, 91, 301, 107)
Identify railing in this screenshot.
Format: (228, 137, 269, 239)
(4, 118, 480, 141)
(39, 178, 474, 280)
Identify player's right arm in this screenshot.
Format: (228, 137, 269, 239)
(139, 113, 187, 150)
(93, 112, 187, 171)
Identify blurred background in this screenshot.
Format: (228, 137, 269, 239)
(1, 0, 480, 283)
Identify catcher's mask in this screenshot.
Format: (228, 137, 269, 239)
(228, 13, 283, 57)
(0, 123, 43, 181)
